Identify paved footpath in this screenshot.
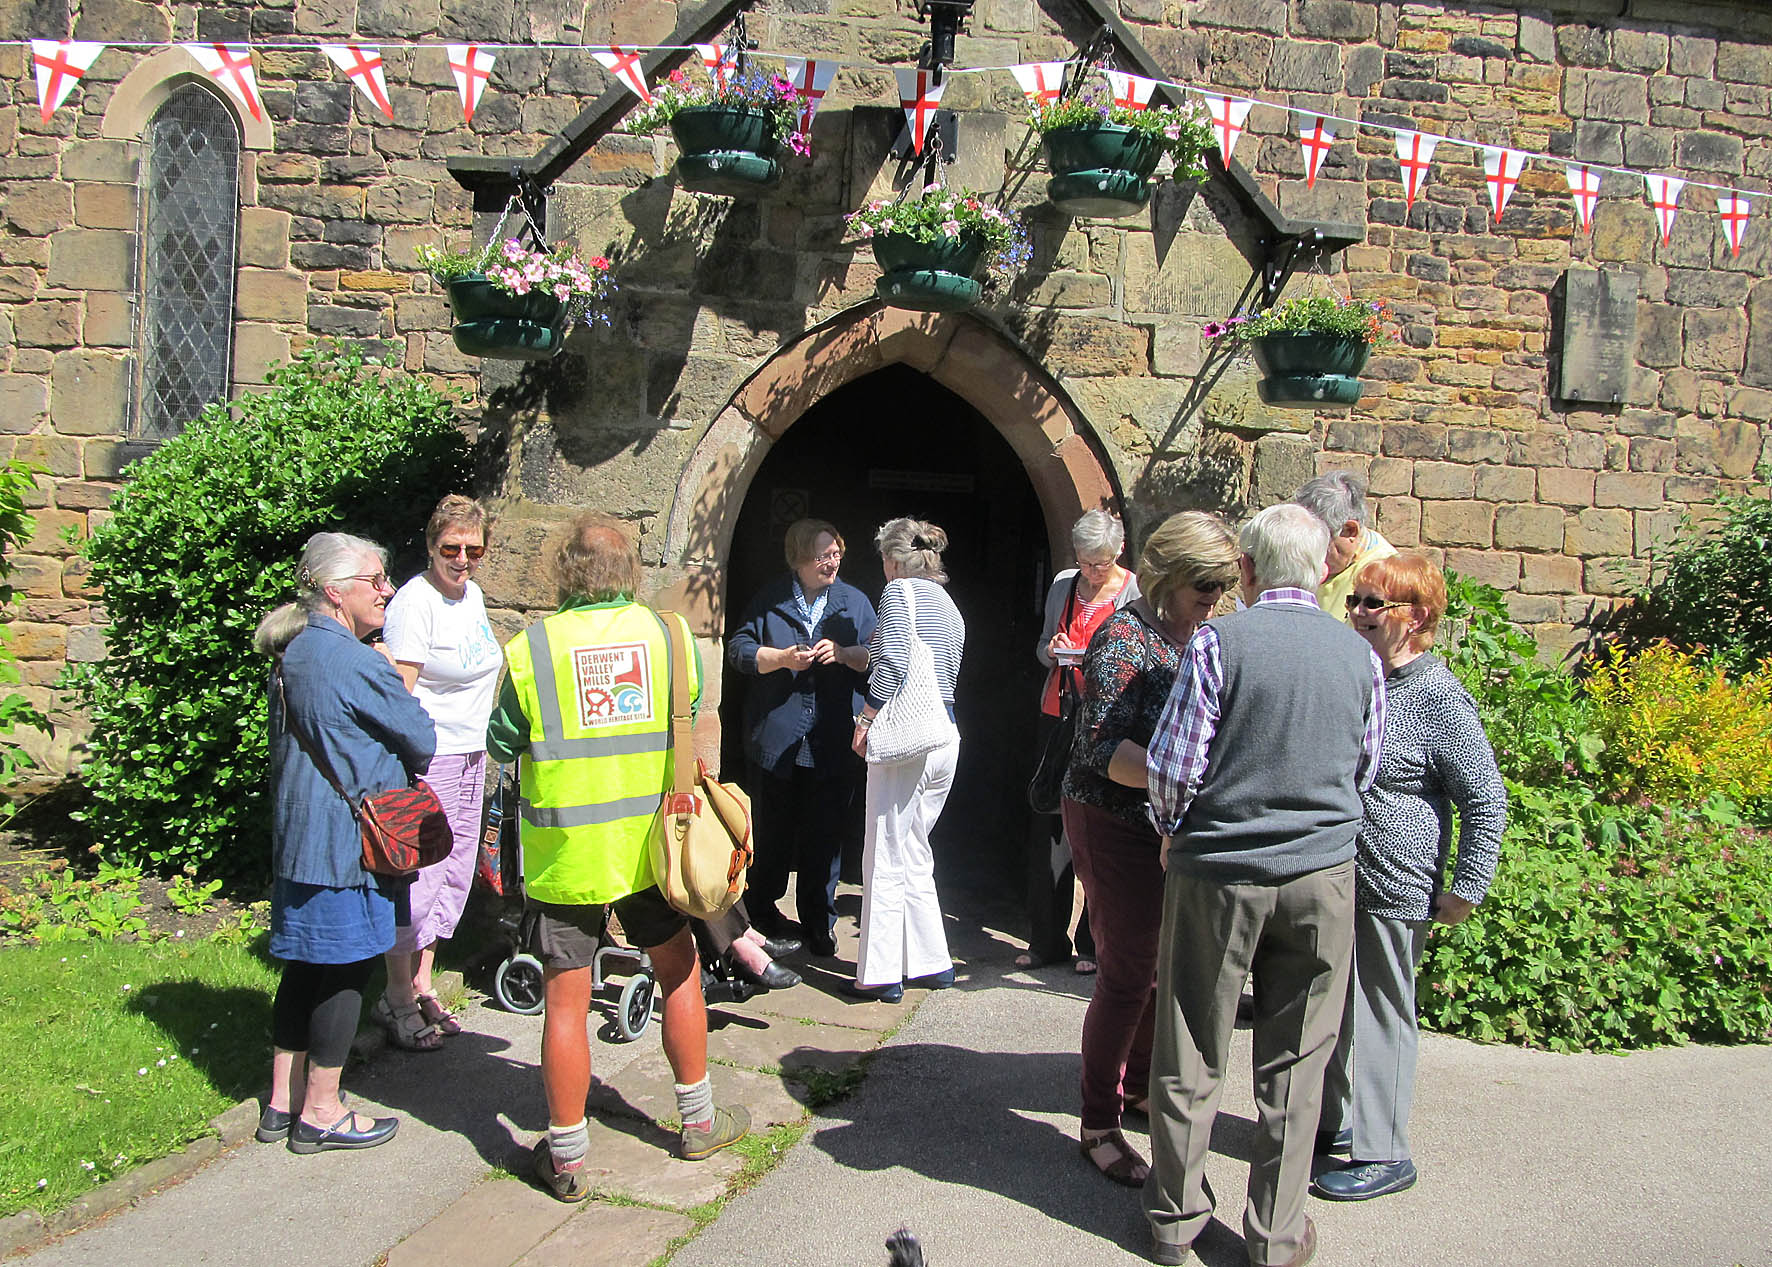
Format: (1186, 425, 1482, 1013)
(16, 887, 1772, 1267)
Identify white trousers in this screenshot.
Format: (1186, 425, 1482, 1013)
(856, 738, 959, 987)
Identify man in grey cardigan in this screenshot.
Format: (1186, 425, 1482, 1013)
(1142, 503, 1386, 1267)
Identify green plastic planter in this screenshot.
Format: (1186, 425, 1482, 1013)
(1251, 334, 1372, 408)
(445, 275, 568, 361)
(1042, 122, 1163, 218)
(871, 231, 987, 312)
(669, 105, 782, 198)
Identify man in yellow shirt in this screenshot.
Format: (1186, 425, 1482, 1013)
(1295, 471, 1396, 624)
(488, 512, 748, 1201)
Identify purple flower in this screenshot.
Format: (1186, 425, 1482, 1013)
(1202, 321, 1227, 339)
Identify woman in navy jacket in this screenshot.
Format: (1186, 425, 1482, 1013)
(726, 518, 876, 956)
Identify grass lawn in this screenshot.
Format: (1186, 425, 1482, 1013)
(0, 936, 278, 1218)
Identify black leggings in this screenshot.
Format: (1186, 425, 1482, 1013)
(272, 958, 375, 1068)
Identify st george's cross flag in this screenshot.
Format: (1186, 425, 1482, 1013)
(321, 44, 395, 119)
(782, 57, 838, 134)
(692, 42, 738, 92)
(446, 44, 495, 123)
(1296, 112, 1335, 189)
(184, 44, 263, 121)
(1565, 164, 1602, 232)
(1393, 130, 1438, 209)
(1008, 62, 1067, 107)
(1717, 194, 1753, 258)
(31, 40, 105, 121)
(592, 46, 652, 104)
(1645, 173, 1686, 245)
(895, 67, 945, 155)
(1103, 69, 1157, 111)
(1481, 145, 1528, 221)
(1198, 94, 1254, 165)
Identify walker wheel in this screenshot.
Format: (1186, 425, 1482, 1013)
(617, 972, 656, 1041)
(494, 953, 546, 1015)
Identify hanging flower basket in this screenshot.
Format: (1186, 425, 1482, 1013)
(444, 275, 570, 361)
(1042, 122, 1163, 218)
(668, 104, 782, 197)
(1250, 334, 1372, 408)
(870, 231, 988, 312)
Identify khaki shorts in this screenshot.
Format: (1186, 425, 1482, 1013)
(526, 886, 687, 970)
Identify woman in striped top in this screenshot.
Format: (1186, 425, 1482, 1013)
(845, 517, 967, 1003)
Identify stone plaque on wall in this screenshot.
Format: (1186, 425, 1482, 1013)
(1556, 267, 1638, 405)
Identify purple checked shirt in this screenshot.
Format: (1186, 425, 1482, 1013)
(1146, 588, 1386, 837)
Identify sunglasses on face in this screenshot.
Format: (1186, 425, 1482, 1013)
(437, 543, 486, 561)
(1189, 579, 1230, 595)
(1346, 594, 1410, 613)
(342, 572, 392, 592)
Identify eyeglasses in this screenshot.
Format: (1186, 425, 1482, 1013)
(437, 543, 486, 560)
(342, 573, 392, 591)
(1346, 594, 1410, 613)
(1188, 579, 1230, 595)
(811, 549, 843, 565)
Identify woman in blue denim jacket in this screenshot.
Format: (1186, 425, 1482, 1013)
(251, 532, 436, 1156)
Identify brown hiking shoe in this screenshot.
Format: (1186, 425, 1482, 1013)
(679, 1105, 750, 1161)
(531, 1139, 592, 1202)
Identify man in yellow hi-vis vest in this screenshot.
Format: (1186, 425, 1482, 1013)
(487, 512, 749, 1200)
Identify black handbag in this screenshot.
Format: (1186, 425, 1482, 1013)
(1028, 577, 1082, 815)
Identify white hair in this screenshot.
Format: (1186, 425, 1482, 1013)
(1293, 471, 1370, 532)
(1070, 509, 1124, 560)
(253, 531, 386, 655)
(1240, 504, 1329, 592)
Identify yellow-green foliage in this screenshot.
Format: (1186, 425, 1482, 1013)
(1585, 642, 1772, 805)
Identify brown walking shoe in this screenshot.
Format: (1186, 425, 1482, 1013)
(679, 1104, 750, 1160)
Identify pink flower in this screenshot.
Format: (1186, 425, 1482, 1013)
(787, 131, 811, 157)
(1163, 124, 1182, 140)
(940, 219, 962, 235)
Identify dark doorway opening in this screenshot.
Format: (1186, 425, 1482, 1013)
(720, 363, 1050, 892)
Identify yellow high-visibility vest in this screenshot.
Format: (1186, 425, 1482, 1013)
(503, 602, 698, 905)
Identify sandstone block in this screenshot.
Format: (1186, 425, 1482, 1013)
(1445, 428, 1510, 464)
(1294, 0, 1374, 39)
(1634, 507, 1682, 555)
(1373, 495, 1420, 546)
(1445, 547, 1519, 589)
(8, 553, 62, 597)
(1537, 467, 1595, 506)
(7, 622, 65, 660)
(1473, 465, 1535, 502)
(1366, 456, 1412, 496)
(233, 323, 290, 384)
(1520, 554, 1582, 593)
(1420, 499, 1493, 547)
(339, 270, 408, 292)
(1627, 437, 1677, 473)
(1494, 503, 1565, 551)
(1717, 41, 1772, 85)
(54, 481, 112, 511)
(1584, 70, 1649, 122)
(46, 229, 133, 291)
(236, 269, 309, 322)
(1381, 424, 1447, 458)
(1565, 507, 1633, 556)
(7, 181, 73, 236)
(1038, 318, 1146, 378)
(82, 293, 132, 347)
(0, 267, 39, 302)
(1413, 461, 1475, 499)
(73, 184, 135, 231)
(1506, 593, 1563, 625)
(1683, 308, 1745, 372)
(14, 301, 79, 349)
(1594, 471, 1665, 508)
(65, 623, 108, 663)
(23, 508, 83, 556)
(50, 352, 129, 437)
(239, 208, 292, 269)
(0, 375, 49, 430)
(1249, 435, 1316, 506)
(365, 179, 433, 225)
(1584, 557, 1647, 595)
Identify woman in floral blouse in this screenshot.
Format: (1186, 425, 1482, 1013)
(1060, 511, 1240, 1188)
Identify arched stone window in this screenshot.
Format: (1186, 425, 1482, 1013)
(134, 83, 239, 441)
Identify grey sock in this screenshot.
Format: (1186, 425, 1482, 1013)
(548, 1119, 588, 1170)
(675, 1077, 713, 1129)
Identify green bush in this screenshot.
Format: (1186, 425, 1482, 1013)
(1420, 784, 1772, 1052)
(1612, 475, 1772, 676)
(66, 345, 468, 882)
(0, 460, 52, 792)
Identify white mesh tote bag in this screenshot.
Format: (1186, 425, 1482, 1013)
(865, 579, 959, 765)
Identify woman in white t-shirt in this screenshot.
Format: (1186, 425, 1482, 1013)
(373, 495, 503, 1049)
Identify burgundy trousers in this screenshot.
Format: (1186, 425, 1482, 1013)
(1062, 796, 1165, 1131)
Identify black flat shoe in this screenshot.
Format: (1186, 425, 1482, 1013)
(841, 979, 904, 1003)
(760, 935, 803, 959)
(288, 1110, 399, 1154)
(908, 967, 955, 989)
(255, 1106, 293, 1143)
(724, 952, 801, 992)
(1310, 1158, 1417, 1201)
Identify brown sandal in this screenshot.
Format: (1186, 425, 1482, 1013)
(416, 994, 463, 1036)
(1080, 1128, 1150, 1187)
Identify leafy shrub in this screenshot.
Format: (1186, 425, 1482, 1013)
(66, 344, 468, 882)
(1421, 785, 1772, 1051)
(1440, 573, 1603, 787)
(0, 459, 52, 791)
(1585, 642, 1772, 807)
(1613, 476, 1772, 676)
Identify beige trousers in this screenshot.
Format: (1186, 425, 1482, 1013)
(1143, 859, 1355, 1266)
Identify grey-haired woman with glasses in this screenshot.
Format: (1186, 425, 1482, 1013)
(252, 531, 436, 1156)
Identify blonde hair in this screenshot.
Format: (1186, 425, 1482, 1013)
(426, 494, 489, 551)
(253, 531, 386, 656)
(875, 517, 949, 584)
(784, 518, 844, 569)
(1135, 511, 1240, 626)
(1356, 551, 1447, 651)
(552, 512, 640, 604)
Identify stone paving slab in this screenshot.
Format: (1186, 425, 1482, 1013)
(385, 1177, 577, 1267)
(743, 975, 903, 1033)
(704, 1007, 880, 1078)
(578, 1114, 748, 1210)
(588, 1049, 811, 1130)
(512, 1202, 695, 1267)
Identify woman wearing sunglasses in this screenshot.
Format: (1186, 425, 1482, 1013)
(374, 495, 503, 1049)
(1061, 510, 1240, 1187)
(1313, 551, 1506, 1202)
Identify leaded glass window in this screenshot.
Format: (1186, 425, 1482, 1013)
(135, 84, 239, 441)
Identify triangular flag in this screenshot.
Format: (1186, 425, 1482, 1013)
(692, 42, 738, 92)
(321, 44, 394, 120)
(1199, 93, 1254, 165)
(1481, 145, 1527, 221)
(1393, 130, 1439, 209)
(782, 57, 838, 134)
(30, 40, 104, 122)
(1104, 70, 1157, 112)
(1295, 112, 1335, 189)
(1009, 62, 1067, 107)
(183, 43, 262, 122)
(1565, 164, 1602, 232)
(1718, 194, 1753, 259)
(1645, 173, 1686, 245)
(592, 46, 652, 104)
(894, 67, 945, 156)
(446, 44, 495, 123)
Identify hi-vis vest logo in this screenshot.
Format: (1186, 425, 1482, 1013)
(571, 642, 654, 729)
